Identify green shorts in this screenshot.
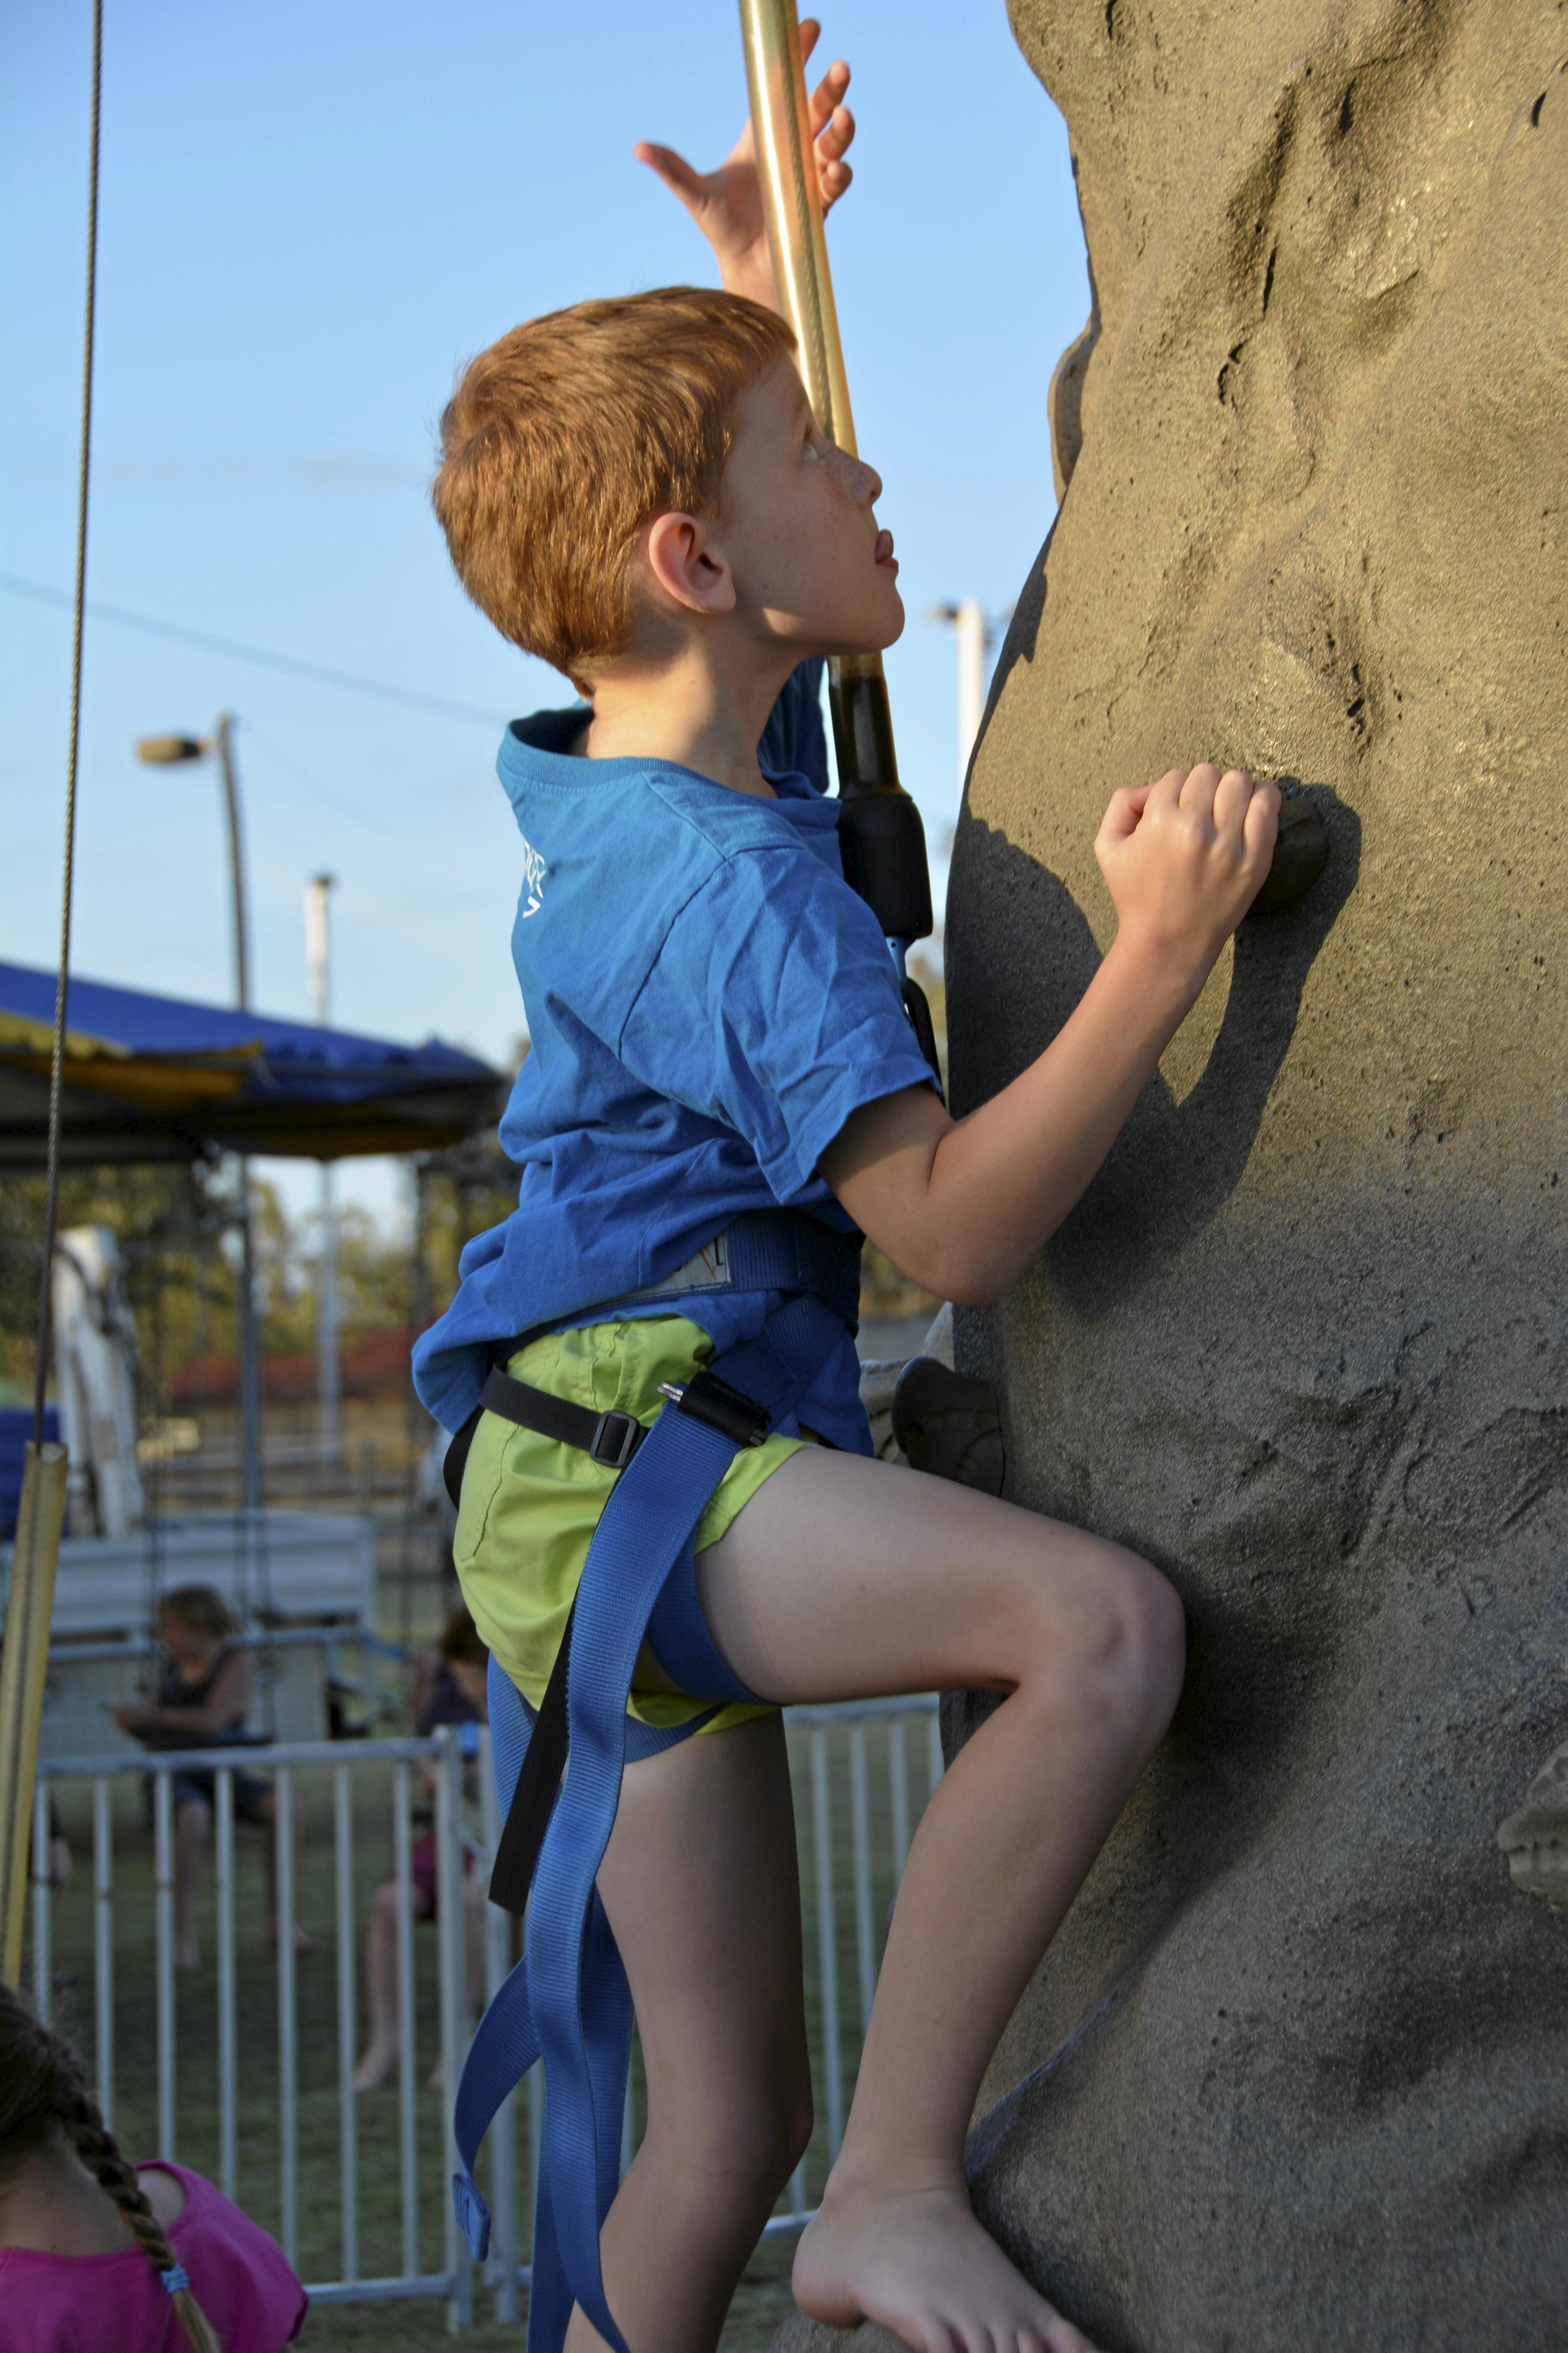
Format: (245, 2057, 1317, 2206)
(453, 1314, 810, 1736)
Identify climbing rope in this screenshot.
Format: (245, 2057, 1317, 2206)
(31, 0, 104, 1443)
(1, 0, 106, 1992)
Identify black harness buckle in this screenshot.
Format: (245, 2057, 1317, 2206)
(657, 1370, 770, 1449)
(589, 1410, 643, 1469)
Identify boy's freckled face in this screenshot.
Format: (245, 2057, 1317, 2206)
(717, 360, 904, 658)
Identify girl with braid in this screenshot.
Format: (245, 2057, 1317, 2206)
(0, 1982, 305, 2352)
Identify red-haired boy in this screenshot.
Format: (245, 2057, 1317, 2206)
(418, 28, 1278, 2353)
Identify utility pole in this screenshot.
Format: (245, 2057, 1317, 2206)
(305, 873, 341, 1460)
(213, 714, 250, 1008)
(137, 715, 262, 1524)
(927, 600, 992, 798)
(213, 714, 262, 1526)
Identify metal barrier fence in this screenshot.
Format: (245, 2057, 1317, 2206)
(27, 1696, 943, 2326)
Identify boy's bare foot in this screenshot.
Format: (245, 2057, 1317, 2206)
(794, 2165, 1098, 2353)
(352, 2040, 398, 2093)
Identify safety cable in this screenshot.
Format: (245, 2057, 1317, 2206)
(31, 0, 103, 1445)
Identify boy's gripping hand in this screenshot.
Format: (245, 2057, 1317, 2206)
(820, 763, 1280, 1308)
(634, 19, 856, 313)
(1095, 764, 1279, 986)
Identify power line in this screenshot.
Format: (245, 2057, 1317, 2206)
(241, 722, 508, 893)
(0, 570, 510, 729)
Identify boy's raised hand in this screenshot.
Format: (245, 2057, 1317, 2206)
(635, 18, 856, 313)
(1094, 764, 1280, 979)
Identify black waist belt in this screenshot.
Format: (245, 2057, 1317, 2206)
(440, 1367, 611, 1510)
(443, 1349, 780, 1511)
(488, 1366, 646, 1468)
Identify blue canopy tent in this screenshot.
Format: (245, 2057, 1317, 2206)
(0, 959, 502, 1167)
(0, 958, 505, 1540)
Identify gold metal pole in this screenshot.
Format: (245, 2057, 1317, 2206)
(739, 0, 937, 999)
(738, 2, 1325, 932)
(739, 0, 856, 454)
(0, 1442, 69, 1985)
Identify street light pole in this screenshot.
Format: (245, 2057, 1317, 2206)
(304, 873, 341, 1460)
(927, 600, 992, 798)
(213, 714, 250, 1011)
(135, 717, 262, 1524)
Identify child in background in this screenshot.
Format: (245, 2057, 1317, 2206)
(353, 1605, 490, 2093)
(0, 1980, 306, 2353)
(110, 1585, 295, 1972)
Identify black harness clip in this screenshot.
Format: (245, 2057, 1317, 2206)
(657, 1370, 770, 1449)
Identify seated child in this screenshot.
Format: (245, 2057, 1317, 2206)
(416, 26, 1278, 2353)
(111, 1584, 297, 1973)
(0, 1981, 306, 2353)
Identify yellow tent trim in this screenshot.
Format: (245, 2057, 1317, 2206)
(0, 1009, 132, 1062)
(0, 1044, 258, 1111)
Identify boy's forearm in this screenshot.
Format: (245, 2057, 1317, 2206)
(927, 937, 1204, 1301)
(829, 936, 1208, 1306)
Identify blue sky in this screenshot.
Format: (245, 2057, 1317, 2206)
(2, 0, 1087, 1228)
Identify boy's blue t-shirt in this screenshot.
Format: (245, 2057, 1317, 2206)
(411, 661, 940, 1444)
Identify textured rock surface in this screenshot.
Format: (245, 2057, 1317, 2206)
(779, 3, 1567, 2347)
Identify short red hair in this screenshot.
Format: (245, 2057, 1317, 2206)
(432, 285, 797, 683)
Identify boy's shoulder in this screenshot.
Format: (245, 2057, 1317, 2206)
(497, 704, 843, 1009)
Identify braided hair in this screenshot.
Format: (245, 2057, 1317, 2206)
(0, 1981, 222, 2352)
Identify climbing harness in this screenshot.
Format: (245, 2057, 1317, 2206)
(448, 1209, 860, 2353)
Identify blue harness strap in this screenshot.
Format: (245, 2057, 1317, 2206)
(450, 1244, 853, 2353)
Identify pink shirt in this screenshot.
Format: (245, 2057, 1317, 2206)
(0, 2163, 307, 2353)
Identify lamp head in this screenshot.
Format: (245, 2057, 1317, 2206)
(135, 733, 209, 766)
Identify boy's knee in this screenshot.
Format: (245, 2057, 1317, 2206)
(1121, 1550, 1186, 1705)
(652, 2064, 812, 2206)
(1094, 1547, 1186, 1734)
(1031, 1540, 1184, 1737)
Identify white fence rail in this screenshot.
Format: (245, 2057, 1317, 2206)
(28, 1697, 943, 2326)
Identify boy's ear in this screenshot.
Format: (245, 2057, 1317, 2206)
(643, 510, 736, 619)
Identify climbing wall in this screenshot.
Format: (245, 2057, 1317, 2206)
(780, 1, 1568, 2346)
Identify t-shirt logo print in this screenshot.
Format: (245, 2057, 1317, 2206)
(519, 837, 547, 918)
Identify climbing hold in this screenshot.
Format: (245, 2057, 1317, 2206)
(1247, 792, 1329, 916)
(891, 1358, 1006, 1495)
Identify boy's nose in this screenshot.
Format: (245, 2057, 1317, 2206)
(852, 454, 883, 505)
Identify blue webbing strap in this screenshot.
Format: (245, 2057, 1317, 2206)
(526, 1401, 746, 2351)
(452, 1287, 848, 2352)
(452, 1667, 706, 2284)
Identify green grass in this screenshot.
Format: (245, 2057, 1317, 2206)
(296, 2231, 800, 2349)
(35, 1713, 935, 2344)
